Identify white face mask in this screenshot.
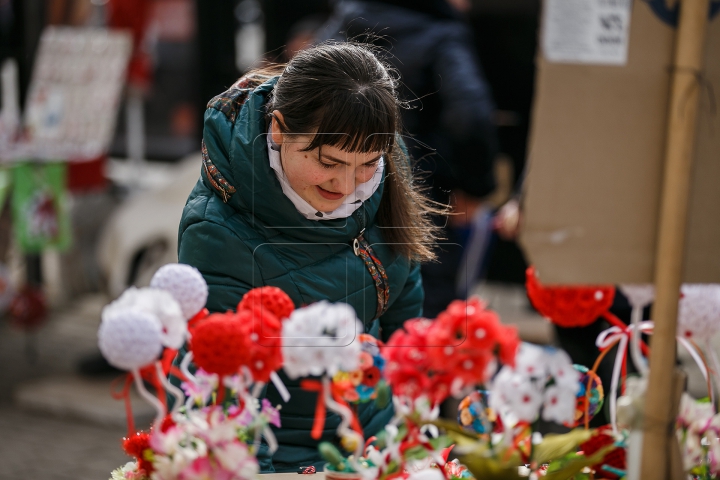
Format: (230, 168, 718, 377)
(266, 131, 385, 221)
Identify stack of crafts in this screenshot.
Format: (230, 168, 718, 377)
(101, 263, 720, 480)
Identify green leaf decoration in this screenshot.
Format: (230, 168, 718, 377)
(375, 381, 391, 409)
(319, 442, 346, 471)
(532, 429, 594, 465)
(542, 445, 614, 480)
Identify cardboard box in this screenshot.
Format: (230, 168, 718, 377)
(520, 0, 720, 284)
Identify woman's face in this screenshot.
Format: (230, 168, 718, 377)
(271, 113, 383, 213)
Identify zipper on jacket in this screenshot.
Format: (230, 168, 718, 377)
(352, 208, 366, 256)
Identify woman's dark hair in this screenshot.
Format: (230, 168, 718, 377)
(247, 42, 444, 262)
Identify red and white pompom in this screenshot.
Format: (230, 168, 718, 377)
(98, 309, 164, 371)
(191, 312, 249, 376)
(150, 263, 209, 320)
(103, 287, 186, 349)
(678, 284, 720, 340)
(282, 301, 363, 379)
(238, 286, 294, 321)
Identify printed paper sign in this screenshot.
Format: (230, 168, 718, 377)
(12, 162, 71, 252)
(23, 27, 132, 160)
(542, 0, 632, 65)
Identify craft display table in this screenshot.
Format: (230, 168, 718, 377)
(261, 473, 325, 480)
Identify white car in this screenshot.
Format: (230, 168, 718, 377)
(97, 153, 201, 298)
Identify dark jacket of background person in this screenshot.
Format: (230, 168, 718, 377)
(318, 0, 499, 316)
(317, 0, 498, 203)
(175, 76, 421, 472)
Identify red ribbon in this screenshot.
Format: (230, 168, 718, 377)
(602, 311, 650, 356)
(109, 348, 185, 436)
(188, 308, 210, 332)
(111, 373, 136, 436)
(300, 379, 363, 440)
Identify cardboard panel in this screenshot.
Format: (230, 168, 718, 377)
(520, 1, 720, 284)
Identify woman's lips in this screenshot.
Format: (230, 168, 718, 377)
(316, 185, 344, 201)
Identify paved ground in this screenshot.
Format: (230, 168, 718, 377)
(0, 294, 140, 480)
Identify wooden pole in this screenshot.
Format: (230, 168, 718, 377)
(640, 0, 710, 478)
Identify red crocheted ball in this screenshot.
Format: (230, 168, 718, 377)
(579, 426, 626, 479)
(122, 431, 153, 475)
(238, 286, 294, 321)
(190, 312, 249, 376)
(526, 266, 615, 328)
(237, 308, 283, 382)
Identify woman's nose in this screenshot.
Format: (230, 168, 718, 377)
(333, 170, 356, 195)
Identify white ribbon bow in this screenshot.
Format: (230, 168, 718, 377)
(596, 321, 654, 434)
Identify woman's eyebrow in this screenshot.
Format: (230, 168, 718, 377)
(321, 153, 383, 166)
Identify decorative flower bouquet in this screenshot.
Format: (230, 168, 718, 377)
(316, 298, 521, 480)
(440, 343, 620, 480)
(103, 266, 294, 480)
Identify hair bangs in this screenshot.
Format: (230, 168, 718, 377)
(301, 89, 397, 154)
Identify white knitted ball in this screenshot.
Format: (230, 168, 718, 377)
(150, 263, 208, 320)
(678, 284, 720, 339)
(103, 287, 187, 349)
(98, 309, 163, 371)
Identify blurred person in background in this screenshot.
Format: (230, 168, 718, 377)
(317, 0, 499, 317)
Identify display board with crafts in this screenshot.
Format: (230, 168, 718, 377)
(97, 261, 720, 480)
(0, 25, 132, 331)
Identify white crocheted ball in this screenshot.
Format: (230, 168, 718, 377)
(678, 284, 720, 339)
(98, 309, 163, 371)
(150, 263, 208, 319)
(103, 287, 186, 349)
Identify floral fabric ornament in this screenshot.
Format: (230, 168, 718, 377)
(103, 287, 186, 350)
(457, 390, 496, 435)
(489, 343, 580, 426)
(333, 334, 386, 403)
(384, 298, 520, 408)
(525, 266, 615, 327)
(150, 263, 209, 320)
(678, 284, 720, 340)
(282, 301, 363, 379)
(571, 365, 604, 428)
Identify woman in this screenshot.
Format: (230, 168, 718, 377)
(177, 42, 442, 472)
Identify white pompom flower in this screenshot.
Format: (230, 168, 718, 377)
(542, 384, 578, 425)
(678, 284, 720, 340)
(103, 287, 187, 349)
(545, 348, 580, 389)
(282, 301, 363, 379)
(150, 263, 209, 320)
(98, 309, 163, 370)
(514, 343, 548, 379)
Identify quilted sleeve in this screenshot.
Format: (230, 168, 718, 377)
(377, 261, 424, 342)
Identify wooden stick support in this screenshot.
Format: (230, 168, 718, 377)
(640, 0, 710, 477)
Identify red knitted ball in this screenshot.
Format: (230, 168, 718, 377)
(526, 266, 615, 328)
(190, 312, 249, 376)
(238, 286, 294, 321)
(237, 308, 283, 382)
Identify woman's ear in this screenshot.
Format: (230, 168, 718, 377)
(271, 110, 285, 147)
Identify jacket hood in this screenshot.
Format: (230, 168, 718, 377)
(200, 76, 384, 243)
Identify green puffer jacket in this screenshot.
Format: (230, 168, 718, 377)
(176, 76, 424, 472)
